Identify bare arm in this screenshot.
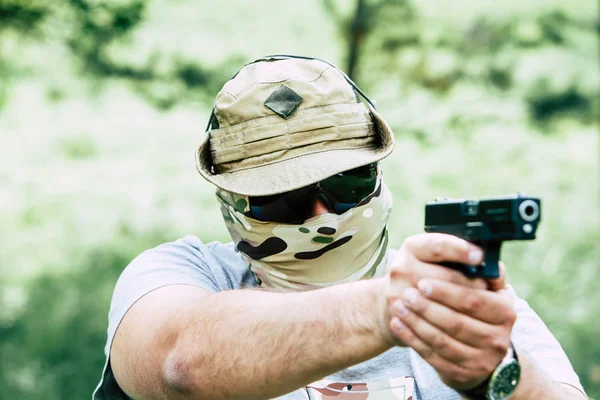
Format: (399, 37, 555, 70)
(507, 348, 587, 399)
(111, 278, 391, 400)
(110, 233, 487, 399)
(459, 349, 587, 399)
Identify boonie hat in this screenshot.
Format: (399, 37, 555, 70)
(196, 55, 395, 196)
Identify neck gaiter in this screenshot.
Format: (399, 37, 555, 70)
(216, 181, 393, 291)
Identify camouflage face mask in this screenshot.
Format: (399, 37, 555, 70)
(216, 178, 393, 291)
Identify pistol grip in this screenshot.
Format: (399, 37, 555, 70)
(441, 241, 502, 279)
(481, 241, 501, 278)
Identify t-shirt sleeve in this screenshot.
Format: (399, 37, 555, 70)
(93, 235, 248, 399)
(510, 286, 586, 396)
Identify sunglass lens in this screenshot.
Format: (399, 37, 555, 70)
(249, 185, 315, 223)
(320, 163, 377, 206)
(249, 163, 377, 223)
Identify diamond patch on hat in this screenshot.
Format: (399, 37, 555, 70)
(264, 85, 303, 119)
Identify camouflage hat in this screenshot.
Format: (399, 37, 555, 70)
(196, 55, 395, 196)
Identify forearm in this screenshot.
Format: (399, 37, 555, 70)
(509, 348, 587, 399)
(166, 278, 391, 399)
(460, 347, 587, 400)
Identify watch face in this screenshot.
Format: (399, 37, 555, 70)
(488, 360, 521, 400)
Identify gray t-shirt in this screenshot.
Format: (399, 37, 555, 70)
(93, 235, 584, 399)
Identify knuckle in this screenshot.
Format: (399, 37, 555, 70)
(503, 306, 517, 325)
(447, 319, 465, 337)
(420, 345, 435, 361)
(462, 293, 483, 314)
(429, 239, 447, 261)
(432, 334, 449, 352)
(493, 300, 517, 325)
(488, 335, 510, 355)
(389, 266, 402, 279)
(390, 252, 418, 282)
(390, 255, 413, 280)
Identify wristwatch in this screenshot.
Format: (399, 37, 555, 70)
(460, 342, 521, 400)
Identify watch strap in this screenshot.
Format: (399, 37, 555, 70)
(459, 375, 491, 400)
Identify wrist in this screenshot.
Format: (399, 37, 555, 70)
(363, 276, 396, 348)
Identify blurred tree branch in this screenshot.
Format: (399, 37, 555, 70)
(321, 0, 598, 127)
(0, 0, 597, 121)
(321, 0, 412, 81)
(0, 0, 48, 33)
(346, 0, 366, 80)
(0, 0, 240, 110)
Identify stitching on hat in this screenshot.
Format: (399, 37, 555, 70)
(211, 120, 374, 157)
(214, 91, 235, 127)
(217, 143, 380, 175)
(242, 128, 248, 159)
(212, 128, 377, 165)
(212, 103, 368, 132)
(308, 66, 332, 82)
(220, 89, 238, 100)
(257, 77, 296, 84)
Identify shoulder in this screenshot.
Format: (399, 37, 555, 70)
(130, 234, 227, 266)
(114, 235, 254, 296)
(94, 235, 257, 399)
(108, 235, 256, 345)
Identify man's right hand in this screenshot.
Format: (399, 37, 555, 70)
(377, 233, 491, 346)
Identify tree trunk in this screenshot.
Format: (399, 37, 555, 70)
(346, 0, 366, 80)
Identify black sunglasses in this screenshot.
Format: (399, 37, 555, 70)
(249, 163, 378, 224)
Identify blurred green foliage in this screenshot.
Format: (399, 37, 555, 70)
(0, 230, 170, 399)
(0, 0, 243, 109)
(0, 0, 598, 398)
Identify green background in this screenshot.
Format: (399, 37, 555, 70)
(0, 0, 598, 398)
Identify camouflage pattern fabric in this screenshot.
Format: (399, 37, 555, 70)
(305, 377, 414, 399)
(216, 180, 393, 290)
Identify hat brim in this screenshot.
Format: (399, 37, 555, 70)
(196, 106, 395, 196)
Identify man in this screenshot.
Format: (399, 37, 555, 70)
(93, 56, 586, 399)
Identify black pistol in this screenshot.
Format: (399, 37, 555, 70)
(424, 193, 541, 279)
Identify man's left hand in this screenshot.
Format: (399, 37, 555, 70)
(388, 268, 517, 391)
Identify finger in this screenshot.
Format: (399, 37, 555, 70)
(416, 279, 517, 326)
(390, 298, 478, 364)
(402, 233, 484, 266)
(392, 287, 510, 353)
(389, 256, 488, 292)
(389, 316, 481, 390)
(389, 316, 447, 365)
(496, 284, 516, 307)
(486, 261, 507, 291)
